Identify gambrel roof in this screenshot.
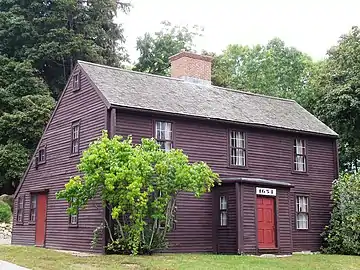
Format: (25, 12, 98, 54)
(79, 61, 337, 137)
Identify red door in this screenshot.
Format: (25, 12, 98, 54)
(35, 194, 47, 246)
(257, 196, 276, 249)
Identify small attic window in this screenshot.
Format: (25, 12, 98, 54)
(38, 146, 46, 165)
(73, 72, 80, 91)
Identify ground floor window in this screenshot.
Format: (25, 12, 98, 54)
(296, 195, 309, 229)
(220, 196, 227, 226)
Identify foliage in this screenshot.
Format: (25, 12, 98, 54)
(133, 21, 203, 76)
(0, 0, 131, 98)
(314, 26, 360, 172)
(321, 173, 360, 255)
(0, 57, 55, 194)
(0, 194, 14, 211)
(0, 201, 11, 223)
(212, 38, 317, 111)
(57, 131, 219, 255)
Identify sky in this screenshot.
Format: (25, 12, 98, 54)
(116, 0, 360, 63)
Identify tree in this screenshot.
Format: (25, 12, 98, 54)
(0, 56, 55, 194)
(133, 21, 203, 76)
(0, 0, 130, 98)
(212, 38, 317, 110)
(315, 27, 360, 171)
(57, 132, 219, 255)
(321, 172, 360, 255)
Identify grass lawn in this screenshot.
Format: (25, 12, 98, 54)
(0, 246, 360, 270)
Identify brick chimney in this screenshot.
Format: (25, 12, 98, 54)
(169, 51, 213, 85)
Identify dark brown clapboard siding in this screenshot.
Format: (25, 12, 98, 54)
(166, 192, 213, 253)
(12, 65, 107, 253)
(116, 110, 336, 253)
(216, 184, 237, 253)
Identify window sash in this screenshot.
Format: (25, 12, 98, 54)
(230, 131, 246, 166)
(220, 196, 227, 210)
(155, 121, 173, 151)
(294, 139, 307, 171)
(220, 211, 227, 226)
(70, 214, 78, 225)
(38, 148, 46, 163)
(17, 196, 24, 223)
(73, 74, 79, 90)
(71, 123, 80, 154)
(296, 196, 309, 229)
(30, 195, 37, 222)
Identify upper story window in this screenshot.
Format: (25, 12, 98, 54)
(296, 195, 309, 230)
(38, 147, 46, 164)
(29, 194, 37, 222)
(294, 139, 307, 172)
(16, 195, 25, 224)
(230, 131, 246, 167)
(220, 196, 227, 226)
(72, 72, 80, 91)
(155, 121, 173, 151)
(71, 121, 80, 155)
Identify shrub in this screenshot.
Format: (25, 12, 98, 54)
(57, 131, 219, 255)
(0, 194, 14, 212)
(0, 201, 12, 223)
(321, 173, 360, 255)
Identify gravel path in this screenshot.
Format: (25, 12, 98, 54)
(0, 260, 29, 270)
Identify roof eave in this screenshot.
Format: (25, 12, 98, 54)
(110, 104, 339, 139)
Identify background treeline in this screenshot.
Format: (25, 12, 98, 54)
(1, 1, 360, 196)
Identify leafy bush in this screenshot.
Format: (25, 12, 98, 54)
(0, 194, 14, 212)
(57, 131, 219, 255)
(0, 201, 12, 223)
(321, 173, 360, 255)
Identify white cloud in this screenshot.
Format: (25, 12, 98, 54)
(116, 0, 360, 63)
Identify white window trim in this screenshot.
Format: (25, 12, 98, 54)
(230, 131, 246, 167)
(296, 195, 309, 230)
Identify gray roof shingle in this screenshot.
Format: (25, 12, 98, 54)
(79, 61, 337, 137)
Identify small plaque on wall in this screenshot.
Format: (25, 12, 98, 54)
(256, 187, 276, 196)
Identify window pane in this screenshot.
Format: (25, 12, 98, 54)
(230, 148, 245, 166)
(31, 196, 36, 209)
(296, 213, 308, 229)
(220, 196, 227, 210)
(220, 211, 227, 226)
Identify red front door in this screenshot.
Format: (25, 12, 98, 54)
(257, 196, 276, 249)
(35, 194, 47, 246)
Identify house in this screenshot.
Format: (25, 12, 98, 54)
(11, 51, 338, 255)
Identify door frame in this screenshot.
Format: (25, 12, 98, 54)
(34, 191, 49, 247)
(255, 194, 278, 252)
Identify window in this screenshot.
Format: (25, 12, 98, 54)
(230, 131, 246, 166)
(296, 196, 309, 229)
(72, 73, 80, 91)
(155, 121, 173, 151)
(220, 196, 227, 226)
(38, 147, 46, 164)
(29, 195, 37, 222)
(16, 196, 25, 223)
(69, 199, 79, 226)
(294, 139, 307, 172)
(71, 121, 80, 154)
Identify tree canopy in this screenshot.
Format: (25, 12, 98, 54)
(0, 57, 54, 194)
(133, 21, 203, 76)
(57, 132, 219, 255)
(0, 0, 130, 98)
(212, 38, 317, 110)
(314, 26, 360, 172)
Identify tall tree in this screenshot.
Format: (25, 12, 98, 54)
(0, 57, 55, 194)
(133, 21, 203, 76)
(315, 26, 360, 171)
(212, 38, 317, 110)
(0, 0, 130, 98)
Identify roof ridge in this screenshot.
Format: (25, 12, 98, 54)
(78, 60, 184, 82)
(78, 60, 295, 103)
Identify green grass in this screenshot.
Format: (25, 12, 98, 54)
(1, 246, 360, 270)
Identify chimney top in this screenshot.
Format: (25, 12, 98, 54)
(169, 51, 213, 85)
(169, 51, 213, 63)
